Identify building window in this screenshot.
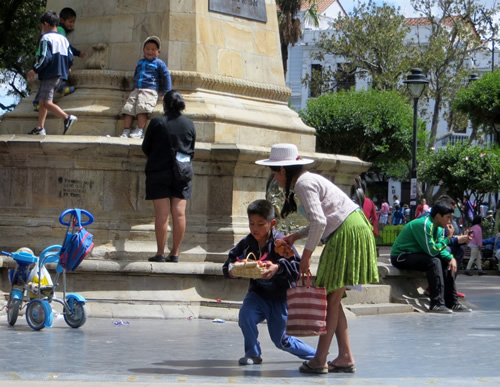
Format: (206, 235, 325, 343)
(310, 64, 323, 98)
(336, 63, 355, 91)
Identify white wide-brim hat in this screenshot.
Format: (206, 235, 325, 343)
(255, 143, 314, 166)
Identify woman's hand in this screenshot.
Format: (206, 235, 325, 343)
(299, 249, 313, 274)
(282, 233, 298, 247)
(275, 239, 294, 258)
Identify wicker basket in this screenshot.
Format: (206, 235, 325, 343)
(231, 252, 266, 279)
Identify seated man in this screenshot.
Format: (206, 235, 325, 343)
(482, 225, 500, 271)
(390, 201, 471, 314)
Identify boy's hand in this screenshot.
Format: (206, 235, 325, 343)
(261, 262, 278, 279)
(79, 52, 88, 59)
(445, 224, 454, 238)
(27, 70, 37, 80)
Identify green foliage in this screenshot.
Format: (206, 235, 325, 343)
(300, 89, 427, 179)
(0, 0, 46, 76)
(418, 142, 500, 205)
(0, 0, 46, 108)
(307, 0, 412, 92)
(452, 70, 500, 130)
(410, 0, 496, 144)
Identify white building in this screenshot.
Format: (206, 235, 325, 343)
(286, 1, 498, 206)
(286, 1, 497, 144)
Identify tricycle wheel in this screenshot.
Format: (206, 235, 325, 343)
(6, 296, 21, 326)
(63, 301, 87, 328)
(26, 299, 52, 330)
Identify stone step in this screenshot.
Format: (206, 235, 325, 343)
(0, 254, 414, 320)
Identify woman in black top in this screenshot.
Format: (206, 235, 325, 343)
(142, 90, 196, 263)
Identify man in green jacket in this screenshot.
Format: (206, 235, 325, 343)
(391, 201, 471, 314)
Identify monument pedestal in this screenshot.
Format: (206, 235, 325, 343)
(0, 136, 369, 261)
(0, 0, 371, 269)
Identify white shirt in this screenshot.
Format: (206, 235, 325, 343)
(293, 171, 359, 251)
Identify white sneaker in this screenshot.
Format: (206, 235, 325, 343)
(63, 115, 78, 135)
(119, 129, 131, 138)
(129, 127, 144, 139)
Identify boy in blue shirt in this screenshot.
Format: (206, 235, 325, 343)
(119, 36, 171, 139)
(222, 199, 316, 366)
(27, 10, 77, 135)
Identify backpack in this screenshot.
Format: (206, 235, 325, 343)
(59, 209, 95, 272)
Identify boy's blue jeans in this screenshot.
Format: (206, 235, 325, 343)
(238, 291, 316, 359)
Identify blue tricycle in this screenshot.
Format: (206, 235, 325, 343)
(2, 208, 94, 330)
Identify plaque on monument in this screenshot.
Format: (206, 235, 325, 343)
(209, 0, 267, 23)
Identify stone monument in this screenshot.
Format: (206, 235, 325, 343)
(0, 0, 370, 262)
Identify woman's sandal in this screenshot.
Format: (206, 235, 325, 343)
(327, 361, 356, 373)
(299, 361, 328, 374)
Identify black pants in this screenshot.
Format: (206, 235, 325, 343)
(391, 253, 458, 308)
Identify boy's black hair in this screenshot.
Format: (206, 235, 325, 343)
(40, 10, 59, 27)
(59, 7, 77, 20)
(247, 199, 275, 222)
(430, 201, 454, 217)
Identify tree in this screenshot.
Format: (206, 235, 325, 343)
(300, 88, 428, 181)
(418, 142, 500, 209)
(410, 0, 499, 144)
(452, 69, 500, 131)
(305, 0, 413, 92)
(277, 0, 318, 77)
(0, 0, 47, 110)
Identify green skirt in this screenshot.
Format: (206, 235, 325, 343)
(315, 209, 379, 293)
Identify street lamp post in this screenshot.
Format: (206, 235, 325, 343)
(403, 68, 429, 220)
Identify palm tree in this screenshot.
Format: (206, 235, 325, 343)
(277, 0, 319, 77)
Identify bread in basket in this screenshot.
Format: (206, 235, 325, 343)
(230, 252, 268, 279)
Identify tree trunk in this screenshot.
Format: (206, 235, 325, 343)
(429, 92, 442, 146)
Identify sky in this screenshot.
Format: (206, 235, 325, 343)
(341, 0, 499, 17)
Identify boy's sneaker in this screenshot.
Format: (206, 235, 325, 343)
(238, 356, 262, 365)
(60, 86, 76, 96)
(429, 304, 453, 314)
(27, 127, 46, 135)
(130, 127, 144, 139)
(33, 104, 39, 112)
(63, 115, 78, 135)
(119, 129, 131, 138)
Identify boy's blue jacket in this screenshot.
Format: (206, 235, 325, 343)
(33, 31, 73, 81)
(222, 228, 301, 301)
(133, 57, 171, 95)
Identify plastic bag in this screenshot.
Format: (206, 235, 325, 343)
(28, 265, 53, 287)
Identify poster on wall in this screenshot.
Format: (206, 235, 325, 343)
(209, 0, 267, 23)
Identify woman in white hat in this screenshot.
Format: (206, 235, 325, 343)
(256, 143, 379, 374)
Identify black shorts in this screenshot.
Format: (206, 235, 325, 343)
(145, 169, 192, 200)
